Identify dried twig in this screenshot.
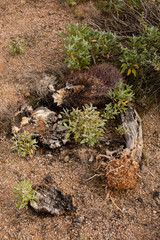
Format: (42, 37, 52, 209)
(85, 173, 103, 182)
(110, 196, 123, 213)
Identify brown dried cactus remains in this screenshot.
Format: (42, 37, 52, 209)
(55, 63, 123, 108)
(105, 150, 139, 190)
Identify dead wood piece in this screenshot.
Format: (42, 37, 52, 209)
(30, 185, 75, 216)
(121, 107, 143, 163)
(12, 105, 69, 149)
(105, 107, 143, 190)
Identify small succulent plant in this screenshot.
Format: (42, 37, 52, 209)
(8, 38, 25, 55)
(11, 132, 39, 157)
(13, 179, 39, 210)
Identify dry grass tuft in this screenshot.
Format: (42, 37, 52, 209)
(93, 0, 160, 36)
(74, 1, 100, 20)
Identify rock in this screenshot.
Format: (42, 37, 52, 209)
(74, 215, 85, 224)
(64, 155, 70, 162)
(30, 185, 75, 216)
(12, 104, 69, 149)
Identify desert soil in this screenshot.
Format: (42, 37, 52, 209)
(0, 0, 160, 240)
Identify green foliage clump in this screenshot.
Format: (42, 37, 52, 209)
(61, 82, 134, 146)
(104, 81, 134, 118)
(11, 132, 39, 157)
(120, 23, 160, 76)
(7, 38, 25, 55)
(61, 104, 106, 147)
(59, 23, 118, 70)
(115, 124, 131, 136)
(96, 0, 160, 96)
(60, 21, 159, 77)
(13, 179, 39, 210)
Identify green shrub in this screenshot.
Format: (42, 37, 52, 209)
(94, 0, 160, 76)
(61, 104, 106, 147)
(7, 38, 25, 55)
(11, 132, 39, 157)
(92, 0, 160, 96)
(13, 179, 39, 210)
(60, 22, 159, 76)
(103, 102, 119, 119)
(119, 35, 146, 77)
(115, 124, 131, 136)
(104, 81, 134, 118)
(119, 25, 160, 76)
(59, 23, 118, 69)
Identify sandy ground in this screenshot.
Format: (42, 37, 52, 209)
(0, 0, 160, 239)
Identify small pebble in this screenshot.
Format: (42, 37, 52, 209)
(75, 215, 85, 223)
(64, 155, 70, 162)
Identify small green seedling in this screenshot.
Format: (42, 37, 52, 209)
(8, 38, 25, 55)
(13, 179, 39, 210)
(11, 132, 39, 157)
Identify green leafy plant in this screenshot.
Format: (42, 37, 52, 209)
(104, 81, 134, 118)
(103, 102, 119, 119)
(119, 22, 160, 76)
(93, 0, 160, 96)
(7, 38, 25, 55)
(142, 24, 160, 71)
(13, 179, 39, 210)
(115, 124, 131, 136)
(119, 36, 144, 77)
(59, 23, 118, 69)
(61, 104, 106, 147)
(11, 132, 39, 157)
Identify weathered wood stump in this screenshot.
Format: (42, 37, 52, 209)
(121, 107, 143, 163)
(105, 107, 143, 190)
